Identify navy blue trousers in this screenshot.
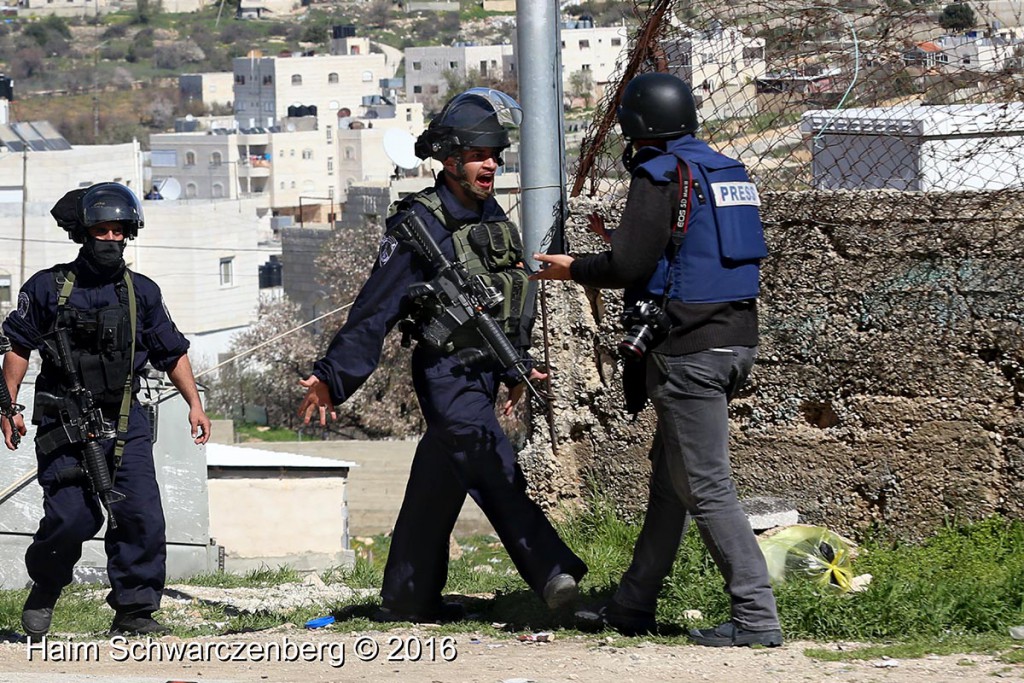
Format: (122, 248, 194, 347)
(28, 402, 166, 614)
(381, 347, 587, 615)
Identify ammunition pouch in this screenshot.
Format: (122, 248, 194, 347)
(389, 191, 530, 350)
(53, 303, 134, 407)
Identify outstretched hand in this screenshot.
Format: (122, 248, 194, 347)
(587, 212, 613, 243)
(503, 367, 549, 416)
(299, 375, 337, 426)
(529, 253, 574, 281)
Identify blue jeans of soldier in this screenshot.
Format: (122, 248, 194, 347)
(613, 346, 780, 631)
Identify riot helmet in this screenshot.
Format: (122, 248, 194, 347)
(51, 182, 145, 243)
(617, 72, 698, 140)
(415, 88, 523, 162)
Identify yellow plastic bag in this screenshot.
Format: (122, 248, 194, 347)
(758, 524, 858, 592)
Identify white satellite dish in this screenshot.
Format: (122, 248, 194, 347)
(158, 177, 182, 201)
(383, 128, 421, 170)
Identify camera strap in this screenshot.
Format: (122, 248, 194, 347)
(660, 161, 693, 308)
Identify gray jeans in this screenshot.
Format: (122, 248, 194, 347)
(613, 346, 780, 631)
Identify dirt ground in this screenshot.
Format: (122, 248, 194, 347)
(0, 627, 1021, 682)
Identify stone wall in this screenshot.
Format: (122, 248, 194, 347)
(520, 190, 1024, 541)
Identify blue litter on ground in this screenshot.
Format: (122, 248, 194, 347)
(305, 616, 336, 629)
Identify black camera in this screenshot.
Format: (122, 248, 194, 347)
(618, 300, 672, 361)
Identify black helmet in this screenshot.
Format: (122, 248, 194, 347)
(51, 182, 145, 243)
(617, 73, 698, 140)
(415, 87, 523, 162)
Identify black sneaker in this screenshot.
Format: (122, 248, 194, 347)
(372, 601, 466, 624)
(687, 621, 783, 648)
(542, 573, 579, 610)
(22, 585, 60, 641)
(109, 612, 171, 636)
(576, 601, 657, 636)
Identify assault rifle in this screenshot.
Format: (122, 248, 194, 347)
(0, 333, 24, 448)
(393, 211, 546, 405)
(37, 326, 126, 529)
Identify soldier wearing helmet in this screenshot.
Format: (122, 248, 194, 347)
(299, 88, 587, 622)
(533, 73, 781, 646)
(2, 182, 210, 639)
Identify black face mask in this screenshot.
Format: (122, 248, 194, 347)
(81, 238, 127, 276)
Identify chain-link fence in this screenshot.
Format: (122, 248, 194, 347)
(572, 0, 1024, 200)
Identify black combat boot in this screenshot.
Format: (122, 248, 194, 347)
(22, 585, 61, 641)
(109, 611, 171, 636)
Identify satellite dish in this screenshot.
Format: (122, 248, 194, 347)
(158, 177, 182, 201)
(383, 128, 421, 170)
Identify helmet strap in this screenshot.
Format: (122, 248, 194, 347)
(622, 143, 636, 172)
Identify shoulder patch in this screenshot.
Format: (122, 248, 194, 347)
(16, 291, 29, 318)
(379, 234, 399, 266)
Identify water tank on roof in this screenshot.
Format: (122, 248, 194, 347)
(0, 75, 12, 102)
(259, 255, 283, 289)
(332, 25, 356, 39)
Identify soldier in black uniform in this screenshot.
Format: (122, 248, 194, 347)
(1, 183, 210, 638)
(299, 88, 587, 622)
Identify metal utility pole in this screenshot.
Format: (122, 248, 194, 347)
(19, 149, 27, 286)
(517, 0, 567, 266)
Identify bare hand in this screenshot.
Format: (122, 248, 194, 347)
(2, 414, 26, 450)
(189, 406, 211, 445)
(299, 375, 337, 426)
(529, 253, 575, 281)
(588, 213, 612, 243)
(503, 367, 549, 416)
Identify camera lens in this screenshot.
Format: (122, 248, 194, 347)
(618, 324, 654, 361)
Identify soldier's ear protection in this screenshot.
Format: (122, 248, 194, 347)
(51, 188, 90, 244)
(414, 127, 454, 162)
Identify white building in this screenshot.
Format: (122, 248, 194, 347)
(556, 22, 630, 104)
(180, 72, 235, 111)
(404, 43, 514, 107)
(16, 0, 205, 16)
(800, 103, 1024, 191)
(662, 23, 766, 121)
(232, 51, 395, 134)
(0, 130, 143, 305)
(0, 127, 267, 362)
(17, 0, 111, 17)
(903, 26, 1024, 73)
(152, 102, 426, 213)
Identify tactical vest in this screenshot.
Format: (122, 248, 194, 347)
(50, 270, 136, 407)
(391, 189, 530, 349)
(636, 136, 768, 304)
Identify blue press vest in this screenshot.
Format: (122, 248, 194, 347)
(636, 136, 767, 304)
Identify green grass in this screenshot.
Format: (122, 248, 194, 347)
(233, 422, 301, 442)
(2, 500, 1024, 661)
